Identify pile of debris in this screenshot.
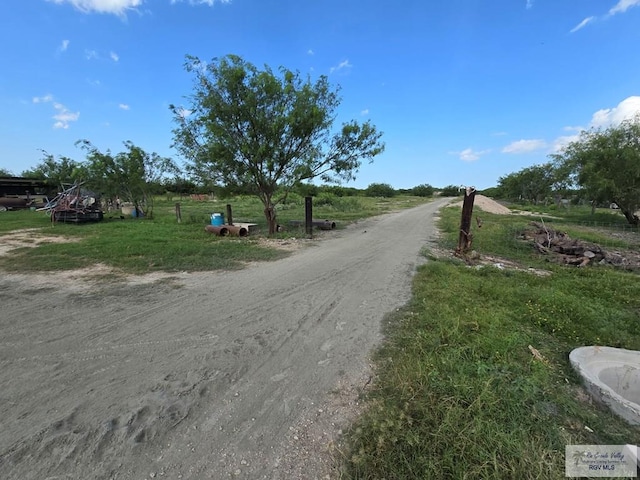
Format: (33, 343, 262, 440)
(521, 221, 633, 268)
(39, 182, 103, 223)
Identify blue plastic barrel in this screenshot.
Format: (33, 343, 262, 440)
(211, 213, 224, 226)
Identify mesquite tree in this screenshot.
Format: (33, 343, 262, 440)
(170, 54, 384, 233)
(551, 115, 640, 225)
(77, 140, 179, 218)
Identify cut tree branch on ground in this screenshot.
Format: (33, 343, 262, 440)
(521, 221, 636, 268)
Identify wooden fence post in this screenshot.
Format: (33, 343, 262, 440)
(455, 187, 476, 256)
(226, 204, 233, 226)
(175, 203, 182, 224)
(305, 196, 313, 237)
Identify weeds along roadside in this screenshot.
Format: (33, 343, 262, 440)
(339, 205, 640, 479)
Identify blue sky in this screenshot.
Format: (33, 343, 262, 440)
(1, 0, 639, 190)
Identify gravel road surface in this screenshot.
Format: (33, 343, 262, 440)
(0, 198, 449, 479)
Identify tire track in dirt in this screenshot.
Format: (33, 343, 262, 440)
(0, 198, 450, 480)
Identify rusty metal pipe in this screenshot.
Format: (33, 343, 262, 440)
(287, 219, 337, 230)
(226, 225, 248, 237)
(313, 219, 336, 230)
(205, 225, 229, 236)
(0, 197, 28, 209)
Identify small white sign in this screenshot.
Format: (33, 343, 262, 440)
(566, 445, 637, 477)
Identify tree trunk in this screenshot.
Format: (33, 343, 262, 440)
(144, 193, 154, 219)
(620, 208, 639, 226)
(264, 202, 277, 235)
(455, 187, 476, 256)
(554, 194, 562, 208)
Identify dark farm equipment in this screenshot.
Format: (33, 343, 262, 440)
(40, 182, 104, 224)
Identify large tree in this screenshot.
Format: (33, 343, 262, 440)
(551, 116, 640, 225)
(21, 151, 82, 190)
(170, 54, 385, 233)
(77, 140, 179, 218)
(496, 163, 555, 204)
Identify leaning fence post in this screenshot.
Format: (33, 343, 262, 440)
(455, 187, 476, 256)
(305, 196, 313, 237)
(175, 203, 182, 224)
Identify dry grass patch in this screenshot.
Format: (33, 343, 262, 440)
(0, 228, 80, 257)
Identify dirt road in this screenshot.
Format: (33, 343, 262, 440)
(0, 198, 450, 480)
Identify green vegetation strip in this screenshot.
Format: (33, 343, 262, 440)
(340, 206, 640, 479)
(0, 194, 430, 273)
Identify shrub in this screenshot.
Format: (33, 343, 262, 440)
(295, 182, 319, 197)
(411, 184, 435, 197)
(365, 183, 396, 198)
(440, 184, 463, 196)
(313, 193, 336, 207)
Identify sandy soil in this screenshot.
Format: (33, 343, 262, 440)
(0, 198, 451, 480)
(0, 228, 82, 257)
(451, 194, 511, 215)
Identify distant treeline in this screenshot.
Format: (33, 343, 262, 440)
(161, 179, 466, 199)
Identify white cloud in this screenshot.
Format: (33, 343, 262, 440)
(590, 96, 640, 128)
(33, 94, 54, 103)
(46, 0, 143, 16)
(307, 49, 314, 55)
(170, 0, 231, 5)
(570, 16, 595, 33)
(552, 135, 580, 153)
(33, 94, 79, 129)
(360, 109, 369, 116)
(492, 131, 508, 137)
(451, 148, 490, 162)
(84, 49, 119, 62)
(609, 0, 640, 15)
(53, 103, 80, 129)
(58, 39, 70, 52)
(526, 0, 533, 9)
(176, 107, 192, 118)
(501, 139, 547, 154)
(569, 0, 639, 33)
(330, 59, 352, 74)
(552, 97, 640, 152)
(119, 103, 130, 110)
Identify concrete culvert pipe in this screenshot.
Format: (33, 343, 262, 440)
(205, 225, 230, 236)
(226, 225, 248, 237)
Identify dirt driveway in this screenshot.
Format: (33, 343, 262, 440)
(0, 198, 450, 480)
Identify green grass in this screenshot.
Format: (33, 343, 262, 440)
(509, 203, 639, 233)
(0, 208, 56, 234)
(156, 192, 430, 226)
(339, 205, 640, 479)
(440, 203, 640, 260)
(0, 194, 431, 273)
